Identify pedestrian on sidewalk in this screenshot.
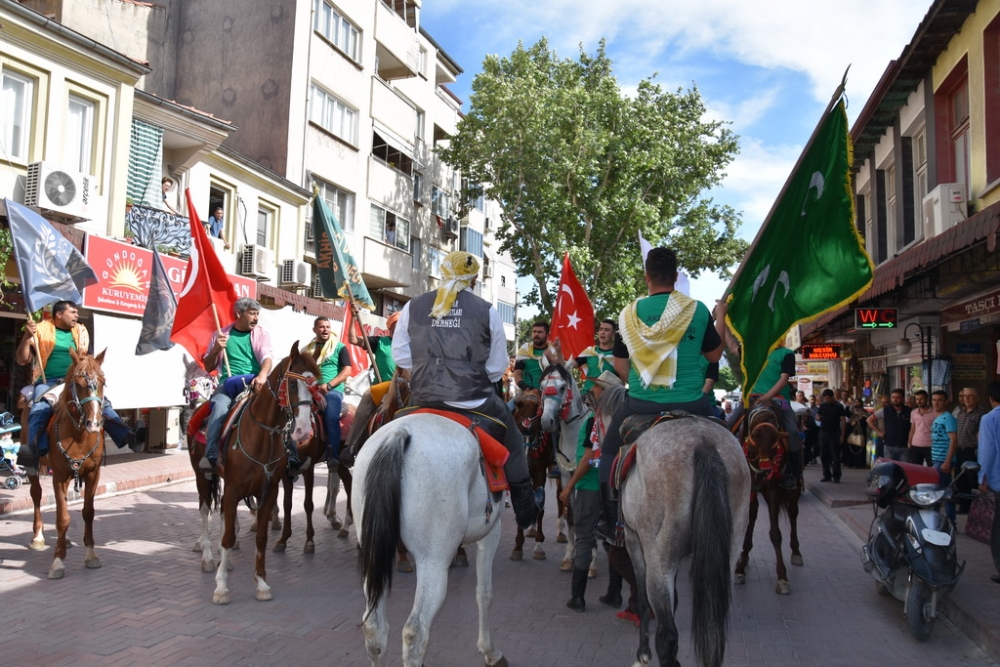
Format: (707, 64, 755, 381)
(929, 390, 958, 523)
(867, 388, 911, 462)
(908, 389, 935, 466)
(975, 380, 1000, 584)
(953, 387, 985, 514)
(816, 389, 847, 483)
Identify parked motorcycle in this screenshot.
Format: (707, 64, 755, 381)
(860, 458, 980, 641)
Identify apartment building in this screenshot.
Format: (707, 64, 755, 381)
(803, 0, 1000, 403)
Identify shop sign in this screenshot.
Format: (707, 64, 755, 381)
(82, 236, 257, 317)
(854, 307, 897, 329)
(800, 344, 842, 360)
(960, 318, 983, 333)
(953, 353, 987, 380)
(942, 288, 1000, 324)
(956, 343, 982, 354)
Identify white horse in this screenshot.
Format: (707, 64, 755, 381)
(620, 417, 750, 667)
(354, 413, 507, 667)
(537, 363, 599, 575)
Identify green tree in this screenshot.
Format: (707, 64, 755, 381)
(440, 39, 748, 318)
(716, 363, 739, 392)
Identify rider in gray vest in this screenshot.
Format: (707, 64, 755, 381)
(392, 251, 541, 530)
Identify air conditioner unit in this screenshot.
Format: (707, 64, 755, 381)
(483, 263, 493, 279)
(280, 259, 310, 288)
(24, 161, 104, 222)
(922, 182, 966, 240)
(239, 244, 273, 279)
(311, 273, 328, 300)
(442, 216, 459, 240)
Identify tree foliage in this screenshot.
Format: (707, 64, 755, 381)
(716, 363, 739, 392)
(440, 39, 748, 318)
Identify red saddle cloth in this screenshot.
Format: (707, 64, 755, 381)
(409, 408, 510, 493)
(611, 443, 638, 492)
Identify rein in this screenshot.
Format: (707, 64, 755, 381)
(743, 408, 786, 476)
(53, 366, 106, 491)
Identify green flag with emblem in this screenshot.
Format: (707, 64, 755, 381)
(313, 195, 374, 310)
(726, 98, 873, 400)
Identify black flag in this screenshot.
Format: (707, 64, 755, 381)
(136, 247, 177, 355)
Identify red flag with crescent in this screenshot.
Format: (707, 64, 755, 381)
(340, 306, 370, 376)
(551, 252, 595, 362)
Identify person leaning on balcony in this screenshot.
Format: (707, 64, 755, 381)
(206, 205, 230, 249)
(161, 176, 180, 216)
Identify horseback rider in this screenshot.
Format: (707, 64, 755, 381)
(15, 300, 133, 475)
(571, 319, 618, 399)
(514, 322, 560, 476)
(391, 250, 541, 530)
(348, 307, 398, 384)
(198, 298, 309, 477)
(302, 316, 352, 464)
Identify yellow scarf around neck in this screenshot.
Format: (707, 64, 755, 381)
(617, 291, 696, 389)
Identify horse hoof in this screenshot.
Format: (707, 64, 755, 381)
(510, 550, 523, 561)
(532, 550, 546, 560)
(556, 533, 567, 544)
(202, 560, 216, 573)
(329, 517, 343, 530)
(776, 580, 791, 595)
(734, 572, 746, 585)
(560, 559, 572, 572)
(791, 554, 804, 567)
(212, 591, 231, 605)
(256, 589, 273, 601)
(304, 542, 315, 555)
(29, 538, 47, 551)
(337, 527, 350, 539)
(85, 557, 101, 569)
(589, 567, 597, 579)
(48, 567, 65, 580)
(397, 560, 414, 573)
(488, 656, 509, 667)
(273, 542, 287, 553)
(192, 542, 203, 552)
(525, 527, 536, 538)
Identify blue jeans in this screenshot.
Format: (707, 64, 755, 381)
(933, 461, 956, 523)
(204, 375, 256, 463)
(28, 381, 130, 454)
(323, 391, 343, 461)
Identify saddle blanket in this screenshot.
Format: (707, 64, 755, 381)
(405, 407, 510, 493)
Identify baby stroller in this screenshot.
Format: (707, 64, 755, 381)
(0, 411, 26, 490)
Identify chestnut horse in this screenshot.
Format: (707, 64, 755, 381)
(25, 349, 107, 579)
(510, 388, 556, 561)
(211, 342, 319, 604)
(734, 405, 803, 595)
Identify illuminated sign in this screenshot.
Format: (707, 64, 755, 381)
(854, 307, 897, 329)
(801, 344, 842, 360)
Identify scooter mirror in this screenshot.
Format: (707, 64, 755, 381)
(961, 460, 982, 474)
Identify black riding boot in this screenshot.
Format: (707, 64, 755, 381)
(509, 479, 541, 530)
(566, 567, 588, 612)
(599, 561, 623, 607)
(781, 449, 801, 490)
(285, 441, 311, 480)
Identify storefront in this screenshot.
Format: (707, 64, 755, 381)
(940, 288, 1000, 401)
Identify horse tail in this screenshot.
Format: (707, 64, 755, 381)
(358, 427, 409, 619)
(210, 472, 221, 511)
(690, 441, 733, 667)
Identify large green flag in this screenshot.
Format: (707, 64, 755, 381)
(313, 196, 374, 310)
(726, 99, 873, 399)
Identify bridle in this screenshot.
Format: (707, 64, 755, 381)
(514, 391, 541, 432)
(52, 364, 105, 490)
(540, 375, 583, 425)
(743, 406, 785, 475)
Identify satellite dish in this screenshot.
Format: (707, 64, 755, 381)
(44, 171, 77, 206)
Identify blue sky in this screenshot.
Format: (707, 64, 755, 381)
(420, 0, 933, 310)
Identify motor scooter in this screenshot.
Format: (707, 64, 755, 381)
(860, 457, 980, 641)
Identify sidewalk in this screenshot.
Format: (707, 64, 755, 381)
(803, 460, 1000, 661)
(0, 449, 195, 516)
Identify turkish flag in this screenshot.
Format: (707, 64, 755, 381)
(169, 189, 239, 367)
(341, 306, 370, 376)
(551, 252, 595, 361)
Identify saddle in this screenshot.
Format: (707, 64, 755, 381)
(397, 405, 510, 493)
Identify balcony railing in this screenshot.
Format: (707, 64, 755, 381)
(125, 203, 192, 255)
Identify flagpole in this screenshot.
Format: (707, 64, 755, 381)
(210, 303, 232, 378)
(344, 282, 383, 384)
(724, 65, 851, 297)
(31, 333, 46, 384)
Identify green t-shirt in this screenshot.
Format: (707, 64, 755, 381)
(575, 415, 600, 491)
(579, 347, 615, 393)
(372, 336, 396, 382)
(519, 346, 548, 389)
(751, 347, 793, 400)
(625, 294, 711, 404)
(223, 329, 260, 380)
(319, 341, 347, 393)
(46, 328, 77, 380)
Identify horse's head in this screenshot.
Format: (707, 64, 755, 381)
(65, 348, 107, 434)
(512, 389, 541, 436)
(276, 341, 321, 445)
(743, 406, 786, 471)
(539, 363, 573, 433)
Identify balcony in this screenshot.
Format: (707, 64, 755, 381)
(125, 203, 192, 255)
(371, 79, 418, 146)
(375, 0, 420, 80)
(362, 236, 412, 289)
(367, 156, 414, 215)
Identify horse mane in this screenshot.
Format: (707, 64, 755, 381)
(596, 384, 626, 420)
(542, 362, 571, 383)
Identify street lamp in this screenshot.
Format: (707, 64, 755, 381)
(895, 323, 933, 389)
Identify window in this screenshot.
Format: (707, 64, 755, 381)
(314, 0, 361, 62)
(369, 204, 410, 252)
(885, 164, 896, 251)
(913, 130, 927, 226)
(372, 131, 413, 176)
(501, 275, 506, 287)
(410, 236, 421, 270)
(310, 85, 357, 144)
(2, 69, 33, 162)
(464, 178, 485, 211)
(308, 178, 355, 242)
(460, 226, 483, 257)
(497, 301, 515, 325)
(950, 78, 971, 197)
(413, 171, 423, 203)
(257, 207, 271, 246)
(428, 246, 446, 279)
(432, 185, 451, 218)
(66, 95, 95, 175)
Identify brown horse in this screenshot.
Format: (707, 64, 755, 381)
(510, 388, 554, 561)
(211, 342, 319, 604)
(734, 405, 803, 595)
(25, 349, 107, 579)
